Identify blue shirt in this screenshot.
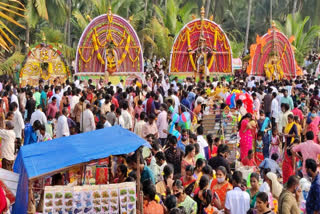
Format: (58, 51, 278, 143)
(259, 158, 282, 175)
(40, 91, 47, 108)
(306, 173, 320, 214)
(141, 165, 155, 184)
(187, 92, 196, 106)
(24, 124, 38, 145)
(181, 98, 191, 110)
(177, 141, 186, 153)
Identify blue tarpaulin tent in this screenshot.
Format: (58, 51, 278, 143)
(13, 126, 148, 214)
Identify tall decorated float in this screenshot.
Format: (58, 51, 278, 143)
(19, 43, 70, 86)
(169, 7, 232, 79)
(247, 23, 302, 80)
(75, 7, 144, 85)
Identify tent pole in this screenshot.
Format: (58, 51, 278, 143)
(136, 147, 143, 214)
(27, 181, 35, 214)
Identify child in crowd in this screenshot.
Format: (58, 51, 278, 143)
(269, 128, 281, 162)
(38, 124, 52, 142)
(255, 132, 264, 166)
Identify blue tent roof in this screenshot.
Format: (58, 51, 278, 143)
(13, 126, 148, 214)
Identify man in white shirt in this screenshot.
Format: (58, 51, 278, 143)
(195, 91, 206, 108)
(121, 102, 133, 131)
(10, 89, 19, 109)
(134, 112, 146, 138)
(157, 104, 168, 146)
(196, 126, 208, 158)
(225, 171, 250, 214)
(74, 76, 80, 88)
(172, 91, 180, 114)
(162, 78, 170, 96)
(56, 108, 70, 138)
(0, 121, 16, 170)
(115, 108, 125, 127)
(80, 104, 96, 133)
(155, 151, 167, 181)
(11, 102, 24, 154)
(247, 76, 256, 88)
(171, 77, 179, 92)
(30, 105, 47, 125)
(70, 89, 81, 114)
(117, 79, 124, 90)
(271, 92, 279, 128)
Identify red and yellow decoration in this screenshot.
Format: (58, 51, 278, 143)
(19, 44, 70, 86)
(169, 7, 232, 75)
(247, 24, 301, 80)
(76, 7, 143, 76)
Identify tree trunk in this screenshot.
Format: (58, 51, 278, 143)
(64, 21, 68, 45)
(142, 0, 148, 50)
(25, 24, 30, 46)
(270, 0, 273, 27)
(67, 0, 72, 47)
(213, 0, 218, 21)
(244, 0, 252, 55)
(292, 0, 297, 20)
(205, 0, 211, 18)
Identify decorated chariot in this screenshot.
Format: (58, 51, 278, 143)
(169, 7, 232, 79)
(75, 7, 144, 85)
(19, 43, 70, 86)
(247, 23, 302, 80)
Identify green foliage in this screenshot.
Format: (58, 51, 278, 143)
(0, 51, 24, 75)
(230, 41, 244, 58)
(25, 0, 67, 28)
(35, 27, 64, 43)
(142, 17, 173, 58)
(275, 13, 320, 65)
(154, 0, 197, 36)
(3, 0, 320, 62)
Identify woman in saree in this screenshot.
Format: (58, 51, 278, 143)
(180, 165, 197, 195)
(282, 139, 299, 184)
(156, 165, 174, 197)
(257, 110, 272, 158)
(284, 114, 298, 148)
(181, 144, 196, 177)
(246, 172, 260, 208)
(306, 107, 320, 143)
(239, 113, 255, 160)
(210, 166, 232, 210)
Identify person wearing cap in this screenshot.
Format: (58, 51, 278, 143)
(0, 121, 16, 170)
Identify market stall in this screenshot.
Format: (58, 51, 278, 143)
(13, 126, 149, 214)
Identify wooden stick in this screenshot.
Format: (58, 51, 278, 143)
(136, 147, 143, 214)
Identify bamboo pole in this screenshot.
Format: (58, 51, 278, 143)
(136, 147, 143, 214)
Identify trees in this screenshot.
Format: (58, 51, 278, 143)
(275, 13, 320, 65)
(0, 0, 25, 51)
(1, 0, 319, 61)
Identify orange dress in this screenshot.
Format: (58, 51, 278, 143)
(143, 200, 165, 214)
(210, 179, 233, 208)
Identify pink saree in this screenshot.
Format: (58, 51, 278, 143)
(308, 116, 320, 143)
(239, 119, 253, 160)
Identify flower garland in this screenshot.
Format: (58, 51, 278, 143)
(186, 29, 196, 71)
(92, 33, 105, 64)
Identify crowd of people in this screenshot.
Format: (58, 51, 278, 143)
(0, 57, 320, 214)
